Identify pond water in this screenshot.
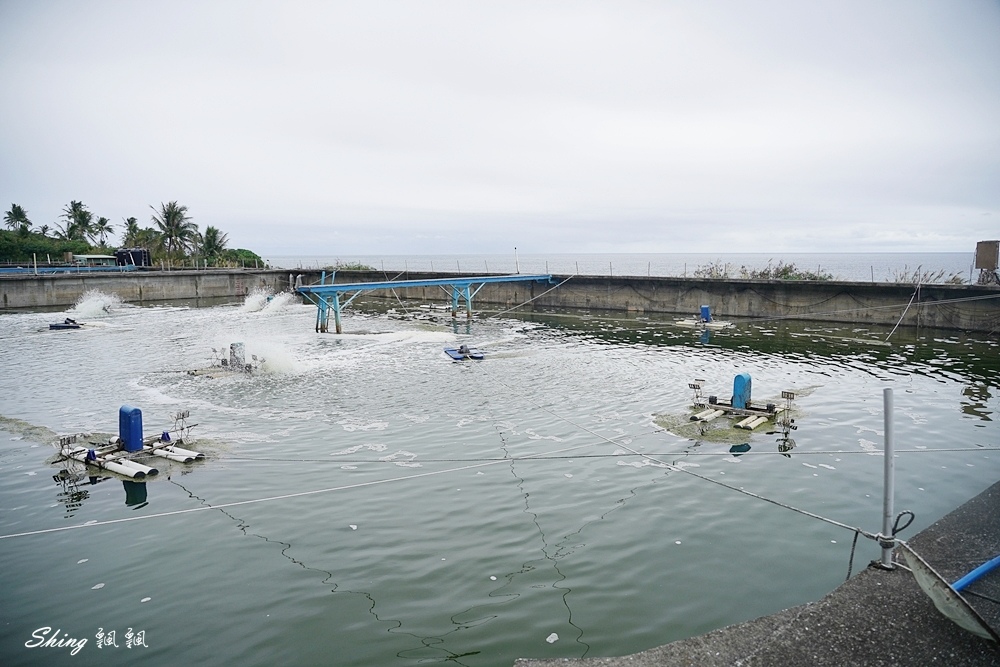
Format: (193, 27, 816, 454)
(0, 290, 996, 666)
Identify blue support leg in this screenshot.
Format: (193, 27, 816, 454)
(317, 296, 327, 333)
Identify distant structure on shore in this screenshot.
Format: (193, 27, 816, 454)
(974, 240, 999, 285)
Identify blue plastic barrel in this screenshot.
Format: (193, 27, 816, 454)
(119, 405, 144, 452)
(732, 373, 752, 409)
(700, 305, 712, 323)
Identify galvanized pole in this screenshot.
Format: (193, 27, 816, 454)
(881, 387, 896, 568)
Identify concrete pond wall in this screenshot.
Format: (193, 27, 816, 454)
(0, 270, 285, 310)
(2, 268, 999, 333)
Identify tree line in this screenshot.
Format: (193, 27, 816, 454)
(2, 201, 262, 266)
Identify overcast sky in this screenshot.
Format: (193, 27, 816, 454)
(1, 1, 998, 256)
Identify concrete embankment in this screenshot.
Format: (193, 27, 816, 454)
(514, 479, 1000, 666)
(0, 268, 290, 310)
(2, 269, 999, 332)
(344, 271, 1000, 332)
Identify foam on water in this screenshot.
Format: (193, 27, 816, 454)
(332, 444, 389, 456)
(336, 418, 389, 432)
(371, 329, 454, 344)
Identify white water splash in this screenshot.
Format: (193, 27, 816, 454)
(261, 291, 298, 312)
(69, 290, 122, 318)
(240, 288, 272, 313)
(243, 342, 298, 374)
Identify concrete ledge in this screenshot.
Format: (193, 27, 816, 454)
(2, 269, 999, 331)
(0, 269, 287, 309)
(516, 481, 1000, 666)
(341, 271, 1000, 332)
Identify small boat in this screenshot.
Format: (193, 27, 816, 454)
(444, 345, 484, 360)
(50, 318, 82, 330)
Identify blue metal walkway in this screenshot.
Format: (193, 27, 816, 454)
(296, 273, 553, 333)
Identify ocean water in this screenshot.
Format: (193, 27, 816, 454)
(268, 252, 976, 284)
(0, 290, 997, 666)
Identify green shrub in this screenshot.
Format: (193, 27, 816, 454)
(890, 266, 965, 285)
(692, 259, 832, 281)
(325, 261, 375, 271)
(740, 260, 833, 281)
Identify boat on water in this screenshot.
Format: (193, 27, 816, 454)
(444, 344, 484, 360)
(49, 318, 82, 330)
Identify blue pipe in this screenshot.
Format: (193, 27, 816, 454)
(952, 554, 1000, 591)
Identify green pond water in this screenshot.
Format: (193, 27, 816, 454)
(0, 291, 996, 666)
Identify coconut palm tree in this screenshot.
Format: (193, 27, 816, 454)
(199, 225, 229, 263)
(4, 203, 30, 231)
(121, 217, 140, 246)
(150, 201, 198, 255)
(134, 227, 161, 251)
(60, 201, 93, 241)
(92, 217, 114, 247)
(54, 222, 75, 240)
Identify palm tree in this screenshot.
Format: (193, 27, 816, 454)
(150, 201, 198, 255)
(38, 224, 50, 237)
(4, 203, 30, 231)
(133, 227, 161, 252)
(60, 201, 93, 242)
(92, 217, 114, 246)
(199, 226, 229, 263)
(121, 217, 140, 246)
(54, 222, 76, 240)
